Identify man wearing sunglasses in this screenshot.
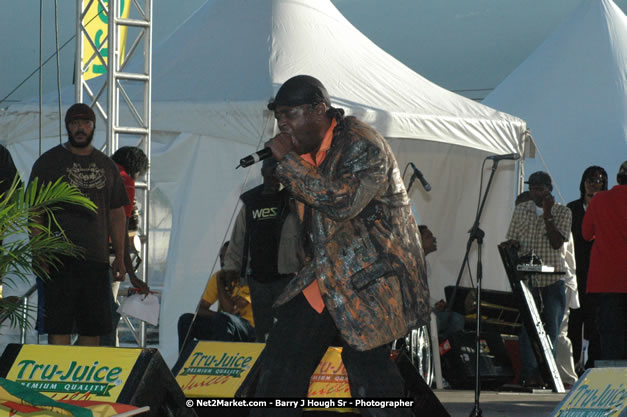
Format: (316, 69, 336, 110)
(566, 166, 607, 372)
(250, 75, 429, 417)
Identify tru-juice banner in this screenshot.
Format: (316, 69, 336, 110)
(5, 345, 141, 402)
(176, 341, 265, 398)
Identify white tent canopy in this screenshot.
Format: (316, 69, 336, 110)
(483, 0, 627, 203)
(148, 0, 525, 152)
(0, 0, 527, 365)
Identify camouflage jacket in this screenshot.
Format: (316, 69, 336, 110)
(274, 116, 430, 351)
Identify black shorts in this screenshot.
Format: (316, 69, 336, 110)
(42, 258, 112, 336)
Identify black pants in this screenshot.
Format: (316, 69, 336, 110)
(568, 293, 601, 369)
(595, 293, 627, 360)
(177, 312, 255, 351)
(248, 275, 292, 342)
(250, 293, 412, 417)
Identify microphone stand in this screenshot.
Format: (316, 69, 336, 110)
(447, 159, 502, 417)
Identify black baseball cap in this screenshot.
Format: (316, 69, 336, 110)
(525, 171, 552, 187)
(267, 75, 331, 111)
(65, 103, 96, 125)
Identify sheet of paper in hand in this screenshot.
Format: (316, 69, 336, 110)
(118, 293, 160, 326)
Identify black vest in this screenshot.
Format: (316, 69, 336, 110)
(240, 185, 290, 282)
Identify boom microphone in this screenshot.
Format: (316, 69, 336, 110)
(409, 162, 432, 192)
(237, 148, 273, 169)
(486, 153, 520, 161)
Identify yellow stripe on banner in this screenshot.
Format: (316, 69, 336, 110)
(82, 0, 131, 81)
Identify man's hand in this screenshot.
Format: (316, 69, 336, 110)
(542, 194, 555, 216)
(541, 193, 565, 249)
(265, 132, 296, 161)
(233, 295, 249, 310)
(218, 270, 240, 294)
(216, 270, 241, 315)
(111, 256, 126, 282)
(130, 275, 150, 295)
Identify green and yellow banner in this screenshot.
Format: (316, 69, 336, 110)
(82, 0, 131, 80)
(176, 341, 265, 398)
(552, 367, 627, 417)
(5, 345, 141, 402)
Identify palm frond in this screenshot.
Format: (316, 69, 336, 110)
(0, 296, 37, 332)
(0, 177, 96, 331)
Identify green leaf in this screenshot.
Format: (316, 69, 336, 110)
(0, 176, 95, 331)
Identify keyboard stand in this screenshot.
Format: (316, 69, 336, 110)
(498, 245, 565, 393)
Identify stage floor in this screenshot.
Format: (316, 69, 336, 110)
(435, 389, 566, 417)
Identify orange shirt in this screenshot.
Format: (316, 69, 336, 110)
(299, 118, 336, 313)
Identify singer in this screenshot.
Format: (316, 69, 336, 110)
(248, 75, 429, 417)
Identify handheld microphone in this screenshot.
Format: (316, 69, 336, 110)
(409, 163, 432, 192)
(237, 148, 273, 169)
(486, 153, 520, 161)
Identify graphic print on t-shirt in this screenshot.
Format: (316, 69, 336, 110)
(66, 162, 106, 190)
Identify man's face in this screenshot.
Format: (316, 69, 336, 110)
(421, 227, 437, 255)
(274, 104, 323, 155)
(67, 119, 94, 148)
(529, 184, 551, 207)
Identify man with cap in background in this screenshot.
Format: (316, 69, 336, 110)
(567, 166, 607, 371)
(582, 161, 627, 360)
(221, 156, 300, 343)
(29, 103, 129, 346)
(253, 75, 429, 417)
(502, 171, 572, 387)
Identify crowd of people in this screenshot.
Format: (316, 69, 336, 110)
(0, 75, 625, 416)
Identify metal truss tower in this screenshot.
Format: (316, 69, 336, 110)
(74, 0, 153, 347)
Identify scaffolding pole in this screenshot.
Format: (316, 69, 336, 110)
(75, 0, 152, 347)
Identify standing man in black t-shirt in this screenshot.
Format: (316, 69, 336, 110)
(222, 157, 301, 342)
(29, 103, 129, 346)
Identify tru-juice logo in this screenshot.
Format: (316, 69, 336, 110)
(181, 352, 253, 378)
(14, 360, 123, 397)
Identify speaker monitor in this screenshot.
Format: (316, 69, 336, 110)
(444, 285, 521, 336)
(394, 350, 450, 417)
(440, 330, 514, 389)
(0, 344, 195, 417)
